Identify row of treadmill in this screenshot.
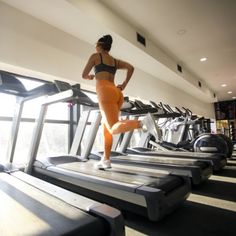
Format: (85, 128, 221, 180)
(0, 71, 230, 236)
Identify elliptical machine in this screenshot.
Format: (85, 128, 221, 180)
(216, 133, 234, 159)
(148, 102, 230, 158)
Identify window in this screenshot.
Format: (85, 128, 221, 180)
(37, 123, 69, 159)
(0, 93, 16, 117)
(0, 121, 12, 161)
(0, 75, 70, 165)
(13, 102, 69, 164)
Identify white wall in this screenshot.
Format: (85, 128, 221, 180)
(69, 0, 215, 102)
(0, 2, 215, 118)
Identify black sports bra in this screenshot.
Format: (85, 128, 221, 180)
(94, 54, 117, 75)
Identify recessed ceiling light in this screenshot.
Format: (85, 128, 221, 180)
(227, 91, 232, 94)
(221, 84, 227, 87)
(232, 96, 236, 99)
(177, 29, 187, 35)
(200, 57, 207, 62)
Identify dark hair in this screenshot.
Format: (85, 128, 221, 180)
(97, 35, 113, 51)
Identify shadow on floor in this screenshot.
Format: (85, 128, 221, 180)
(125, 200, 236, 236)
(192, 179, 236, 202)
(124, 161, 236, 236)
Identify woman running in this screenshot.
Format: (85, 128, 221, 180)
(82, 34, 158, 169)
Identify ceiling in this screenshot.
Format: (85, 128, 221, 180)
(1, 0, 236, 102)
(100, 0, 236, 102)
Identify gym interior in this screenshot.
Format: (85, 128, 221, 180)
(0, 1, 236, 236)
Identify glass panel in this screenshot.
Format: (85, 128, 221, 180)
(46, 103, 69, 120)
(37, 123, 69, 158)
(0, 121, 12, 161)
(0, 94, 16, 117)
(16, 77, 45, 91)
(13, 122, 35, 164)
(1, 77, 69, 164)
(21, 97, 44, 119)
(22, 99, 69, 120)
(13, 123, 69, 164)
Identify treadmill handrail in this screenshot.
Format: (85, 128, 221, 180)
(42, 89, 75, 105)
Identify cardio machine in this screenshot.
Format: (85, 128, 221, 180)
(50, 88, 213, 186)
(112, 99, 227, 172)
(148, 102, 230, 158)
(24, 80, 191, 222)
(0, 71, 125, 236)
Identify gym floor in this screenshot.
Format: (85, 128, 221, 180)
(124, 158, 236, 236)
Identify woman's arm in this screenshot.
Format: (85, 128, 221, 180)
(116, 59, 134, 90)
(82, 54, 96, 80)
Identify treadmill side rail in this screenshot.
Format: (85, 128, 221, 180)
(89, 203, 125, 236)
(11, 171, 125, 236)
(136, 185, 164, 221)
(136, 181, 190, 221)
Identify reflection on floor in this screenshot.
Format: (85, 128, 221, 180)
(125, 158, 236, 236)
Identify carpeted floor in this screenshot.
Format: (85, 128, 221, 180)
(125, 159, 236, 236)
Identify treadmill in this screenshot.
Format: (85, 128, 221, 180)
(25, 81, 191, 222)
(116, 100, 227, 172)
(68, 93, 213, 185)
(0, 163, 124, 236)
(0, 70, 58, 163)
(87, 110, 213, 186)
(0, 71, 124, 236)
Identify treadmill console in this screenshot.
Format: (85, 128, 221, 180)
(54, 80, 73, 92)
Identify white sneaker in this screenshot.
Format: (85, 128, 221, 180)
(94, 160, 112, 170)
(141, 113, 162, 141)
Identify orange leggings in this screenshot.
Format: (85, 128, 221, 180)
(96, 80, 141, 159)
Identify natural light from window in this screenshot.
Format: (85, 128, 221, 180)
(0, 77, 69, 164)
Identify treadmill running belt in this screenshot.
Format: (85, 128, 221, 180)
(55, 160, 184, 193)
(0, 173, 106, 236)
